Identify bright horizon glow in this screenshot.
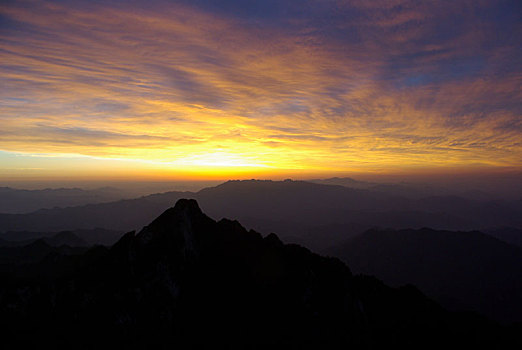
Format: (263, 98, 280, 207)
(1, 150, 519, 183)
(1, 1, 521, 180)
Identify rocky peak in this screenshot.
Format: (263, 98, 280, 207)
(135, 199, 208, 246)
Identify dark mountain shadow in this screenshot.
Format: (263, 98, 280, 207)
(43, 231, 87, 247)
(0, 231, 96, 248)
(329, 228, 522, 323)
(0, 239, 88, 264)
(1, 228, 124, 247)
(0, 199, 519, 349)
(484, 227, 522, 247)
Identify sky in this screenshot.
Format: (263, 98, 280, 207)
(1, 0, 521, 181)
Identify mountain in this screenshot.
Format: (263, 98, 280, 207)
(0, 186, 131, 214)
(0, 231, 101, 248)
(309, 177, 377, 189)
(329, 228, 522, 323)
(0, 199, 518, 349)
(0, 238, 87, 263)
(0, 190, 189, 232)
(310, 173, 522, 200)
(0, 180, 521, 251)
(309, 177, 493, 199)
(484, 227, 522, 247)
(197, 182, 522, 244)
(0, 231, 87, 248)
(0, 228, 124, 247)
(44, 231, 87, 246)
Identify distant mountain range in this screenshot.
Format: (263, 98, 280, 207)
(309, 177, 497, 199)
(0, 186, 133, 214)
(310, 174, 522, 200)
(329, 227, 522, 323)
(1, 180, 520, 252)
(0, 199, 518, 349)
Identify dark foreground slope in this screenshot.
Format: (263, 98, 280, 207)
(0, 200, 518, 349)
(330, 228, 522, 323)
(0, 231, 87, 248)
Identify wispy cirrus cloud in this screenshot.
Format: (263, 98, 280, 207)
(0, 0, 520, 177)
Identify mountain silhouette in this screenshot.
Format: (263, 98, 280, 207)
(0, 231, 87, 248)
(0, 199, 519, 349)
(1, 228, 124, 246)
(330, 228, 522, 322)
(0, 238, 87, 263)
(0, 186, 131, 214)
(43, 231, 87, 246)
(484, 227, 522, 247)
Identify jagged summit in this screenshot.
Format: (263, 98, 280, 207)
(145, 198, 202, 225)
(173, 198, 202, 212)
(135, 198, 212, 247)
(146, 198, 204, 224)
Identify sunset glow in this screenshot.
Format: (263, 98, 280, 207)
(1, 0, 521, 180)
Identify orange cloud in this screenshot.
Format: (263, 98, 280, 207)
(0, 0, 520, 179)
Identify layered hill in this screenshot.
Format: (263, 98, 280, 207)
(0, 231, 87, 248)
(1, 180, 521, 252)
(1, 228, 123, 247)
(0, 186, 131, 214)
(330, 228, 522, 323)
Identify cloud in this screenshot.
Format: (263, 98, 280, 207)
(0, 0, 520, 175)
